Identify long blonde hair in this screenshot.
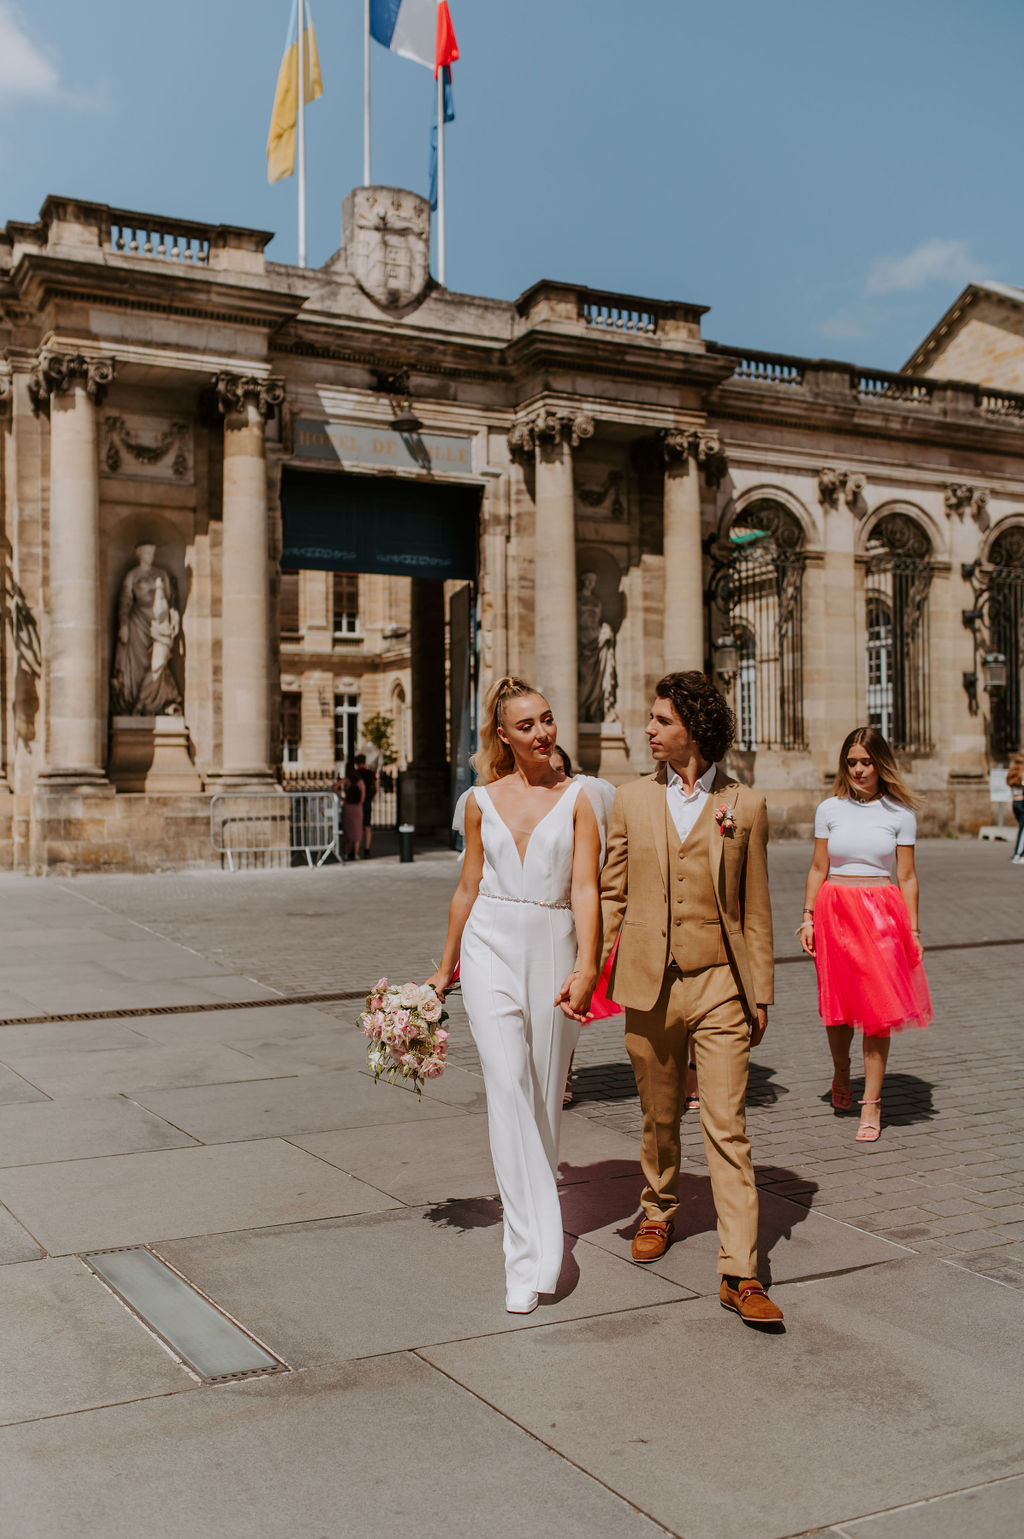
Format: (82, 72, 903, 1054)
(472, 676, 542, 783)
(832, 726, 920, 811)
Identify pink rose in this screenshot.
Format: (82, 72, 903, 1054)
(421, 1056, 446, 1078)
(434, 1028, 450, 1045)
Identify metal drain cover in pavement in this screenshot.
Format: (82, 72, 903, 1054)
(83, 1246, 288, 1383)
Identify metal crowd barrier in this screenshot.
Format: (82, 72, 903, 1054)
(210, 791, 340, 871)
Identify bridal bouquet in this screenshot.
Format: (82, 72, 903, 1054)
(358, 978, 450, 1097)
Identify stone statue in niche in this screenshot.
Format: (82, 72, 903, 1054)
(577, 569, 618, 723)
(111, 542, 183, 716)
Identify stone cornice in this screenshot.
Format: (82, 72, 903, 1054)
(27, 351, 115, 415)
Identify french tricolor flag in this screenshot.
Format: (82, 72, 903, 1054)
(370, 0, 459, 75)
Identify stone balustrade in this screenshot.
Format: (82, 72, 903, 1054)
(514, 280, 707, 341)
(713, 343, 1024, 425)
(109, 214, 211, 265)
(0, 197, 272, 276)
(580, 295, 658, 334)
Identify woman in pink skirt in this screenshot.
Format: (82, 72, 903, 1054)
(799, 727, 932, 1142)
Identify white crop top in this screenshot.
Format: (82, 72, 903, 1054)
(814, 795, 916, 879)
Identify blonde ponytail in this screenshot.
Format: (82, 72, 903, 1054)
(472, 676, 538, 783)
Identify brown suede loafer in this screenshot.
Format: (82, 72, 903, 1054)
(719, 1277, 785, 1329)
(631, 1219, 673, 1262)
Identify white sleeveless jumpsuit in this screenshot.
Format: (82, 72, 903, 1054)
(459, 781, 582, 1297)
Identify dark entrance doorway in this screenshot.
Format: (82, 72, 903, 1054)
(278, 467, 481, 835)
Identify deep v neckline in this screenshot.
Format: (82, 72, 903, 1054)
(479, 781, 577, 869)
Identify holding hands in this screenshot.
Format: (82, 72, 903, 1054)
(554, 969, 597, 1023)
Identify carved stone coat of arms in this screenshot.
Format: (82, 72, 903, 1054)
(342, 187, 431, 312)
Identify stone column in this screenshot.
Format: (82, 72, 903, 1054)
(661, 428, 724, 674)
(29, 352, 115, 782)
(214, 373, 283, 784)
(508, 406, 594, 762)
(407, 578, 449, 832)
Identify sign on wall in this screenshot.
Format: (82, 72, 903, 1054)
(280, 467, 479, 581)
(293, 418, 474, 475)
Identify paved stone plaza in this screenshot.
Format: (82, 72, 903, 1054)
(1, 837, 1022, 1538)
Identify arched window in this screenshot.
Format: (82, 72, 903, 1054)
(865, 514, 932, 752)
(865, 594, 894, 741)
(734, 625, 757, 752)
(988, 525, 1024, 755)
(711, 501, 806, 749)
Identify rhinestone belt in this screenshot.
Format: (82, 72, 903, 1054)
(479, 891, 572, 911)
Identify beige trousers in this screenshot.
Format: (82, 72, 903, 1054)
(625, 963, 758, 1277)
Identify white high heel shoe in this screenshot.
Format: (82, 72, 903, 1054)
(505, 1289, 539, 1314)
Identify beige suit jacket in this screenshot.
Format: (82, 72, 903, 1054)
(599, 765, 774, 1018)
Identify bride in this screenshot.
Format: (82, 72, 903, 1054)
(425, 676, 609, 1314)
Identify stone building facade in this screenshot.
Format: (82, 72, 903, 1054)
(1, 190, 1022, 870)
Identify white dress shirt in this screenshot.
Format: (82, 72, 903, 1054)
(666, 762, 717, 845)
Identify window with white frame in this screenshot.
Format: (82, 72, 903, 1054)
(333, 573, 360, 638)
(334, 693, 359, 767)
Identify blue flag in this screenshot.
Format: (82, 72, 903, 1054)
(429, 67, 455, 212)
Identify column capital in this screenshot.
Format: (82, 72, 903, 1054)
(507, 406, 594, 458)
(660, 427, 726, 488)
(28, 352, 115, 416)
(0, 368, 11, 416)
(213, 372, 285, 421)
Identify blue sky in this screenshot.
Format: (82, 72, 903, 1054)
(3, 1, 1021, 369)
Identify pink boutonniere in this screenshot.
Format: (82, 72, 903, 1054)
(715, 803, 737, 836)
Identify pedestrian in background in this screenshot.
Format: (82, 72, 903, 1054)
(1008, 753, 1024, 864)
(355, 753, 377, 859)
(341, 760, 365, 863)
(799, 726, 932, 1143)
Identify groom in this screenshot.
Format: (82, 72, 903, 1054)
(599, 671, 783, 1327)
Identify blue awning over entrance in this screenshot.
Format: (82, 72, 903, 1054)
(280, 467, 479, 580)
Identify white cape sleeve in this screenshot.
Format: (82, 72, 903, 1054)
(574, 774, 616, 867)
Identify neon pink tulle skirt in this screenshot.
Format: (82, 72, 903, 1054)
(813, 882, 932, 1037)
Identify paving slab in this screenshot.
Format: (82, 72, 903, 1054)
(218, 1024, 375, 1074)
(293, 1106, 640, 1205)
(0, 1063, 49, 1105)
(0, 1202, 44, 1263)
(157, 1205, 694, 1364)
(558, 1169, 912, 1291)
(0, 1255, 190, 1425)
(0, 1139, 401, 1255)
(132, 1067, 466, 1144)
(0, 1041, 290, 1098)
(0, 1355, 668, 1539)
(126, 1002, 348, 1047)
(422, 1254, 1024, 1539)
(832, 1474, 1024, 1537)
(0, 1095, 199, 1168)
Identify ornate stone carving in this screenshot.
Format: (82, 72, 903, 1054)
(28, 352, 115, 416)
(578, 469, 625, 518)
(660, 427, 726, 488)
(819, 467, 866, 511)
(103, 414, 192, 482)
(0, 370, 11, 415)
(110, 541, 183, 717)
(577, 569, 618, 723)
(506, 408, 595, 457)
(945, 483, 990, 530)
(212, 373, 285, 420)
(344, 187, 431, 311)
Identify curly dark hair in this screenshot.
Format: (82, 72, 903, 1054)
(654, 671, 735, 762)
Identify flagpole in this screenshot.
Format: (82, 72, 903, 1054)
(363, 0, 371, 185)
(297, 0, 307, 267)
(436, 69, 446, 287)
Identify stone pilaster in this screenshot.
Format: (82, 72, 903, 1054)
(508, 407, 594, 760)
(661, 427, 722, 674)
(213, 373, 284, 784)
(408, 578, 449, 833)
(30, 351, 115, 782)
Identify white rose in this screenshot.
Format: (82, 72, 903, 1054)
(419, 998, 443, 1023)
(399, 981, 421, 1008)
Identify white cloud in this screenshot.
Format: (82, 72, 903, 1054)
(865, 238, 983, 296)
(0, 5, 59, 101)
(818, 309, 870, 342)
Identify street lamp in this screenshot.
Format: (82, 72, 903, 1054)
(982, 652, 1007, 693)
(713, 633, 739, 688)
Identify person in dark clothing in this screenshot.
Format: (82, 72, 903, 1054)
(355, 753, 377, 858)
